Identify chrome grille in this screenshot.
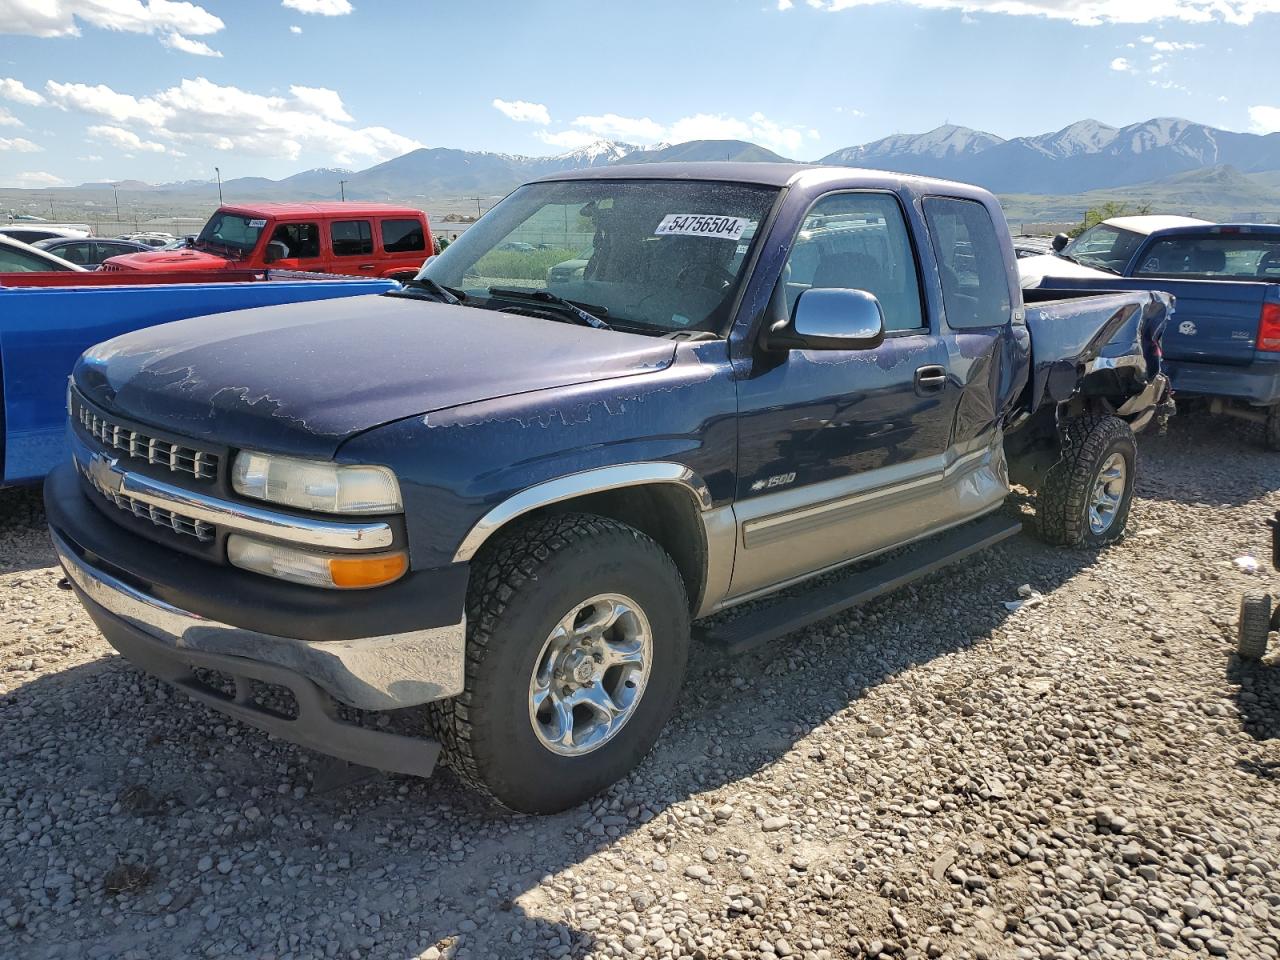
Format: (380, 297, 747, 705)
(74, 396, 218, 481)
(79, 460, 215, 543)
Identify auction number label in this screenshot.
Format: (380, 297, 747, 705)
(654, 214, 750, 241)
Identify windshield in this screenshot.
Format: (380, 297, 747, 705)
(194, 211, 266, 257)
(1063, 224, 1144, 272)
(418, 179, 778, 334)
(1133, 233, 1280, 280)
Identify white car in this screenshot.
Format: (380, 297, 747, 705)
(0, 234, 88, 272)
(0, 224, 91, 245)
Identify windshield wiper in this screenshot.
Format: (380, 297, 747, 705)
(487, 287, 612, 330)
(391, 277, 467, 305)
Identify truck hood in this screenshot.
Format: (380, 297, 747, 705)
(103, 248, 233, 271)
(1018, 253, 1115, 289)
(74, 295, 678, 459)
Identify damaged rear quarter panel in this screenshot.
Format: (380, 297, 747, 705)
(336, 341, 738, 570)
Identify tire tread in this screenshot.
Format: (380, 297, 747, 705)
(1035, 414, 1136, 547)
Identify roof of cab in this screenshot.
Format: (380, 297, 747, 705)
(1104, 215, 1211, 234)
(531, 161, 992, 196)
(217, 202, 425, 217)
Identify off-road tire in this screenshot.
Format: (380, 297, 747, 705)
(1238, 593, 1272, 660)
(1035, 415, 1137, 548)
(428, 513, 690, 813)
(1264, 405, 1280, 452)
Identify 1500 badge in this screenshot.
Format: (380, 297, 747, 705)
(750, 472, 797, 492)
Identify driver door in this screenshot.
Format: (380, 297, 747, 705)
(729, 191, 967, 599)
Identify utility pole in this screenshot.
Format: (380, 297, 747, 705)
(339, 179, 349, 201)
(112, 185, 121, 224)
(214, 166, 223, 206)
(466, 195, 485, 219)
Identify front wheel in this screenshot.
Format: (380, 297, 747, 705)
(1035, 415, 1137, 548)
(429, 514, 690, 813)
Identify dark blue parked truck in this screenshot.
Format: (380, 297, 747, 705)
(1021, 216, 1280, 448)
(46, 164, 1173, 812)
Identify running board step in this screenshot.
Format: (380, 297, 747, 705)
(696, 514, 1023, 656)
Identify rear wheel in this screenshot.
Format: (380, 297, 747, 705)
(1035, 415, 1137, 548)
(1264, 405, 1280, 452)
(1238, 593, 1272, 660)
(430, 513, 690, 813)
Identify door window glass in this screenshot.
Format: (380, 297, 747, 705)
(266, 222, 320, 259)
(0, 245, 62, 271)
(332, 220, 373, 256)
(381, 219, 426, 253)
(783, 192, 924, 332)
(56, 242, 94, 265)
(922, 197, 1012, 329)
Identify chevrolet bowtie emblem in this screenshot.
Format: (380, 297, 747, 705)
(88, 452, 124, 496)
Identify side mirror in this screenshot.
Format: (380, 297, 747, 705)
(264, 240, 288, 264)
(1051, 233, 1070, 253)
(765, 288, 886, 352)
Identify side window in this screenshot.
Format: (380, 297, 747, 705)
(332, 220, 373, 257)
(782, 192, 924, 333)
(267, 222, 320, 259)
(922, 197, 1012, 329)
(58, 242, 95, 265)
(381, 218, 426, 253)
(0, 245, 58, 271)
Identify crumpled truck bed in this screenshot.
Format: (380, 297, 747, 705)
(1022, 288, 1174, 412)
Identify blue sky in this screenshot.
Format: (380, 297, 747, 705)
(0, 0, 1278, 188)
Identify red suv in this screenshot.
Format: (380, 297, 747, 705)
(102, 203, 433, 280)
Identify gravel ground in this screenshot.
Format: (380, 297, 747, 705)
(2, 410, 1279, 960)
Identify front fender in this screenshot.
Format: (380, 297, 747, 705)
(336, 342, 738, 570)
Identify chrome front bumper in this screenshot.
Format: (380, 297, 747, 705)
(52, 527, 466, 712)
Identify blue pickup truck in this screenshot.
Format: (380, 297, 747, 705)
(1021, 216, 1280, 448)
(46, 164, 1173, 812)
(0, 272, 396, 487)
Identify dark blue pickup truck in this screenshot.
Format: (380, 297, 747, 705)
(46, 164, 1173, 812)
(1021, 216, 1280, 447)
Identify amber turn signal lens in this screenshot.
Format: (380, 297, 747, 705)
(328, 552, 409, 589)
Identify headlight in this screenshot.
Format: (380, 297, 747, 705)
(231, 451, 402, 515)
(228, 535, 407, 590)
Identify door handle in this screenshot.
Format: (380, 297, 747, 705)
(914, 365, 948, 395)
(358, 263, 375, 270)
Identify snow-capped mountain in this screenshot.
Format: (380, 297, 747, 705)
(821, 117, 1280, 194)
(822, 125, 1004, 166)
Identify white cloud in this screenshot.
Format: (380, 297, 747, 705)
(45, 76, 422, 165)
(0, 77, 45, 106)
(45, 80, 170, 126)
(89, 124, 166, 153)
(572, 113, 666, 143)
(161, 31, 221, 56)
(6, 170, 63, 187)
(777, 0, 794, 8)
(534, 129, 599, 150)
(532, 110, 814, 156)
(290, 24, 303, 33)
(289, 85, 352, 121)
(789, 0, 1280, 25)
(0, 0, 224, 42)
(1249, 105, 1280, 133)
(282, 0, 353, 14)
(0, 136, 41, 152)
(1110, 56, 1134, 71)
(1151, 39, 1201, 49)
(492, 98, 551, 124)
(0, 107, 20, 127)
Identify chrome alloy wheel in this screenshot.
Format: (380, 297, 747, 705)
(528, 593, 653, 757)
(1088, 452, 1127, 535)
